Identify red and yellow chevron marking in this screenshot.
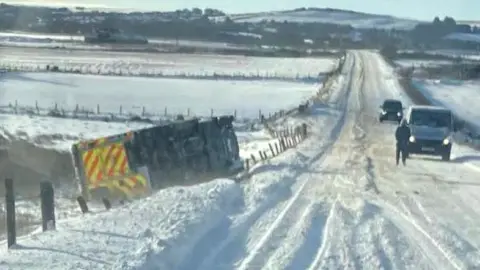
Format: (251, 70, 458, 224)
(81, 140, 132, 187)
(78, 132, 134, 150)
(101, 143, 130, 178)
(114, 174, 149, 197)
(82, 148, 103, 186)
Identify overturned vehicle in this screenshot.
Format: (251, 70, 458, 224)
(71, 115, 241, 200)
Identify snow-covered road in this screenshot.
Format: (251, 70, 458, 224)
(194, 51, 480, 270)
(2, 50, 480, 270)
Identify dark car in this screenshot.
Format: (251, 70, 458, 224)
(379, 99, 404, 123)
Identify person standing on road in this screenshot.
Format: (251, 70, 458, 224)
(395, 119, 411, 166)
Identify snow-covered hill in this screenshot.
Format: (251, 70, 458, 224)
(215, 8, 423, 30)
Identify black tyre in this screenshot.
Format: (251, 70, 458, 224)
(441, 151, 451, 161)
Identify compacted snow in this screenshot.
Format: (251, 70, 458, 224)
(3, 51, 480, 270)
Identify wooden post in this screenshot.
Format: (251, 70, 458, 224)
(281, 138, 287, 150)
(40, 181, 56, 231)
(259, 150, 264, 160)
(119, 105, 123, 115)
(142, 106, 146, 116)
(102, 198, 111, 210)
(97, 104, 100, 114)
(5, 178, 16, 248)
(250, 154, 257, 164)
(269, 143, 275, 157)
(275, 143, 280, 155)
(76, 196, 89, 214)
(245, 159, 250, 171)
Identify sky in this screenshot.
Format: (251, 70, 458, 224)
(3, 0, 479, 21)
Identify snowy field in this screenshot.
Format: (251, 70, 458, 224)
(6, 51, 480, 269)
(0, 72, 319, 118)
(0, 31, 252, 50)
(0, 72, 321, 151)
(214, 9, 421, 30)
(0, 47, 338, 79)
(413, 79, 480, 133)
(394, 59, 456, 68)
(424, 49, 480, 61)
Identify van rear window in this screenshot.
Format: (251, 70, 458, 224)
(383, 101, 402, 110)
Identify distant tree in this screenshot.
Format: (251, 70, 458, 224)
(443, 16, 456, 26)
(380, 44, 398, 59)
(192, 8, 202, 16)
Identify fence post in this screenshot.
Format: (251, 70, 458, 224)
(5, 178, 16, 248)
(281, 138, 287, 150)
(102, 198, 111, 210)
(275, 143, 280, 155)
(142, 106, 146, 116)
(258, 150, 264, 160)
(97, 104, 100, 114)
(250, 154, 257, 164)
(119, 105, 123, 115)
(76, 196, 89, 214)
(40, 181, 56, 232)
(269, 143, 275, 157)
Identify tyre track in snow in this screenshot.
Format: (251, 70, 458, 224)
(357, 50, 478, 270)
(306, 50, 480, 270)
(233, 53, 359, 270)
(360, 51, 463, 269)
(181, 53, 358, 270)
(299, 50, 462, 269)
(234, 53, 365, 270)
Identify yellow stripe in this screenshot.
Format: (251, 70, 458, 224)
(82, 149, 101, 184)
(102, 144, 130, 177)
(102, 144, 117, 176)
(114, 147, 129, 175)
(113, 180, 133, 197)
(135, 175, 147, 186)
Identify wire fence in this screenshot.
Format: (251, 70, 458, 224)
(0, 99, 302, 125)
(0, 63, 326, 84)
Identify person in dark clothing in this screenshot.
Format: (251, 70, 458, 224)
(395, 119, 411, 166)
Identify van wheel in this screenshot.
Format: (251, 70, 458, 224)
(441, 151, 451, 161)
